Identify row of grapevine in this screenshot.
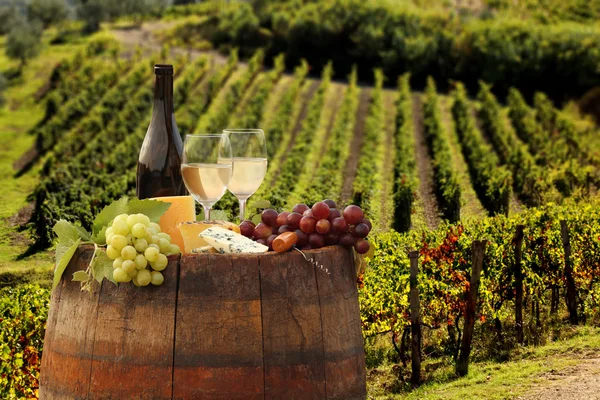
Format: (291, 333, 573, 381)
(229, 54, 286, 129)
(263, 61, 309, 159)
(42, 62, 152, 175)
(291, 68, 359, 206)
(40, 37, 120, 114)
(258, 64, 333, 210)
(507, 88, 593, 198)
(352, 70, 388, 230)
(392, 74, 418, 232)
(195, 50, 265, 133)
(532, 92, 600, 187)
(421, 78, 461, 222)
(35, 62, 124, 154)
(451, 83, 511, 215)
(284, 80, 346, 208)
(477, 83, 549, 206)
(177, 51, 239, 135)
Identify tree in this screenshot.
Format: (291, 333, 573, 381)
(5, 21, 43, 68)
(76, 0, 109, 33)
(0, 6, 19, 35)
(27, 0, 70, 29)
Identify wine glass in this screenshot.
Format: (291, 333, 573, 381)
(181, 134, 232, 221)
(223, 128, 268, 221)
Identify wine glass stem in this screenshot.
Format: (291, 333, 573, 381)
(203, 206, 211, 221)
(239, 199, 247, 222)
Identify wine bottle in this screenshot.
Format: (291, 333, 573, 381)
(136, 64, 186, 199)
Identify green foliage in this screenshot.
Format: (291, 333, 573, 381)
(451, 82, 511, 215)
(35, 65, 121, 153)
(263, 59, 308, 159)
(392, 74, 418, 232)
(171, 0, 600, 101)
(259, 63, 333, 210)
(178, 51, 237, 136)
(294, 67, 359, 206)
(353, 69, 387, 230)
(30, 55, 209, 247)
(27, 0, 69, 28)
(362, 200, 600, 351)
(0, 285, 50, 399)
(235, 53, 285, 129)
(477, 82, 550, 206)
(5, 20, 43, 67)
(422, 77, 461, 222)
(0, 73, 6, 108)
(196, 49, 264, 133)
(0, 6, 19, 35)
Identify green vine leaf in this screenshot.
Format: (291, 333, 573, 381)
(92, 197, 128, 237)
(54, 219, 82, 243)
(53, 238, 81, 289)
(72, 271, 90, 282)
(126, 198, 171, 222)
(75, 225, 92, 241)
(92, 249, 117, 285)
(52, 220, 89, 289)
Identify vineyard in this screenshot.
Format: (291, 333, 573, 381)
(2, 8, 600, 398)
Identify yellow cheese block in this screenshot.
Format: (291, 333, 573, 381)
(178, 220, 241, 253)
(191, 245, 217, 254)
(150, 196, 196, 250)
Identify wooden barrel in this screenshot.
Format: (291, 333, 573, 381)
(40, 245, 366, 399)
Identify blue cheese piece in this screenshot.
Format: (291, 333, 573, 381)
(199, 227, 269, 254)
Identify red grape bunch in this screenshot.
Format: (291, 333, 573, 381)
(239, 200, 371, 254)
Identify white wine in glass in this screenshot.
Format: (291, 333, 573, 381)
(181, 134, 232, 221)
(223, 129, 268, 221)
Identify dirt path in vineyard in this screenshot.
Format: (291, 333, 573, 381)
(412, 93, 440, 229)
(520, 357, 600, 400)
(341, 87, 371, 204)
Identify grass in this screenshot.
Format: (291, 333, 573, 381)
(367, 326, 600, 399)
(0, 30, 91, 288)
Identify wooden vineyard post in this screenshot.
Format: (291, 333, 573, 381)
(409, 251, 421, 386)
(514, 225, 525, 345)
(456, 240, 486, 377)
(560, 220, 579, 325)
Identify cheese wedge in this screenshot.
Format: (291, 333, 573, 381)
(178, 220, 241, 253)
(191, 245, 218, 254)
(199, 227, 269, 254)
(151, 196, 196, 250)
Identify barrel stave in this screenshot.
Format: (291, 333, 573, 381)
(173, 254, 264, 399)
(260, 252, 327, 400)
(88, 254, 179, 399)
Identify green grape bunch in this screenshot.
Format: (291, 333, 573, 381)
(104, 213, 181, 286)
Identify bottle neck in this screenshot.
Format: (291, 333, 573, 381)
(153, 73, 174, 115)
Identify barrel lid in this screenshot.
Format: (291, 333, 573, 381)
(154, 64, 174, 75)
